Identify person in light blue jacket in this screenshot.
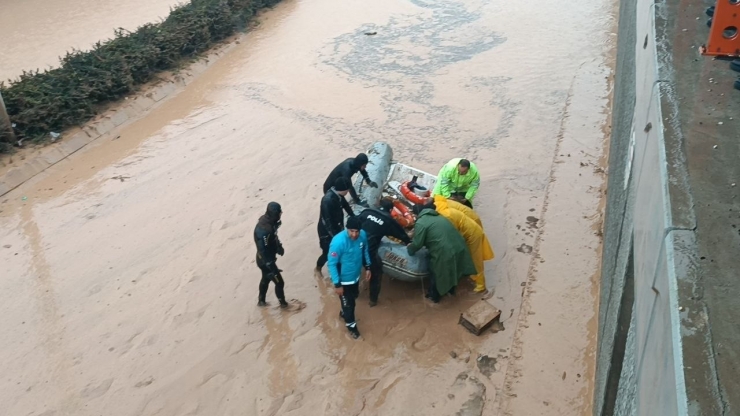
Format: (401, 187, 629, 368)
(328, 216, 371, 339)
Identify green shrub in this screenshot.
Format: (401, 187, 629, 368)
(0, 0, 282, 151)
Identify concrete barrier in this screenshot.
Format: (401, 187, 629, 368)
(595, 0, 724, 414)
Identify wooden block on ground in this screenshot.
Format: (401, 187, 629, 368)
(459, 301, 501, 336)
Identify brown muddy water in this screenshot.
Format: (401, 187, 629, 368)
(0, 0, 616, 414)
(0, 0, 183, 82)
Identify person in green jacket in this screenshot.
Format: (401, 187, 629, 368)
(407, 205, 477, 303)
(432, 158, 480, 208)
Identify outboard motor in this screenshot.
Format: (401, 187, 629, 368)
(353, 141, 393, 209)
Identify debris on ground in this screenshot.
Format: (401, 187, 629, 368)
(459, 301, 501, 336)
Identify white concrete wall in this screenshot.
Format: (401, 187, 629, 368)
(622, 0, 688, 414)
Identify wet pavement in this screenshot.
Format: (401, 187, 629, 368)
(662, 0, 740, 411)
(0, 0, 615, 414)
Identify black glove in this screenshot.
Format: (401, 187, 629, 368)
(277, 245, 285, 256)
(368, 180, 378, 188)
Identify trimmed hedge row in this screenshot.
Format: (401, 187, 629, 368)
(0, 0, 281, 151)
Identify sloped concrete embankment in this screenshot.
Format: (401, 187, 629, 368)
(0, 48, 229, 198)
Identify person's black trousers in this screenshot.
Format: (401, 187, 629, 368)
(339, 283, 359, 328)
(369, 254, 383, 303)
(316, 235, 331, 269)
(258, 262, 285, 302)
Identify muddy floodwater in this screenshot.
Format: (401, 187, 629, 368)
(0, 0, 616, 414)
(0, 0, 183, 82)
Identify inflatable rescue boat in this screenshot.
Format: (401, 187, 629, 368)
(350, 142, 437, 282)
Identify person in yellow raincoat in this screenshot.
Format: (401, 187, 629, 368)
(446, 198, 482, 227)
(432, 195, 495, 293)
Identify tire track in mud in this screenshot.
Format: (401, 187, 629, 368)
(19, 204, 83, 413)
(496, 56, 608, 415)
(496, 68, 580, 414)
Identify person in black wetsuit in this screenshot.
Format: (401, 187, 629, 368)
(254, 201, 288, 308)
(322, 153, 378, 205)
(315, 177, 355, 276)
(357, 199, 412, 306)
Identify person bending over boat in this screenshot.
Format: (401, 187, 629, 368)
(322, 153, 378, 206)
(407, 204, 477, 303)
(316, 177, 355, 276)
(432, 158, 480, 208)
(357, 199, 412, 307)
(433, 196, 495, 295)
